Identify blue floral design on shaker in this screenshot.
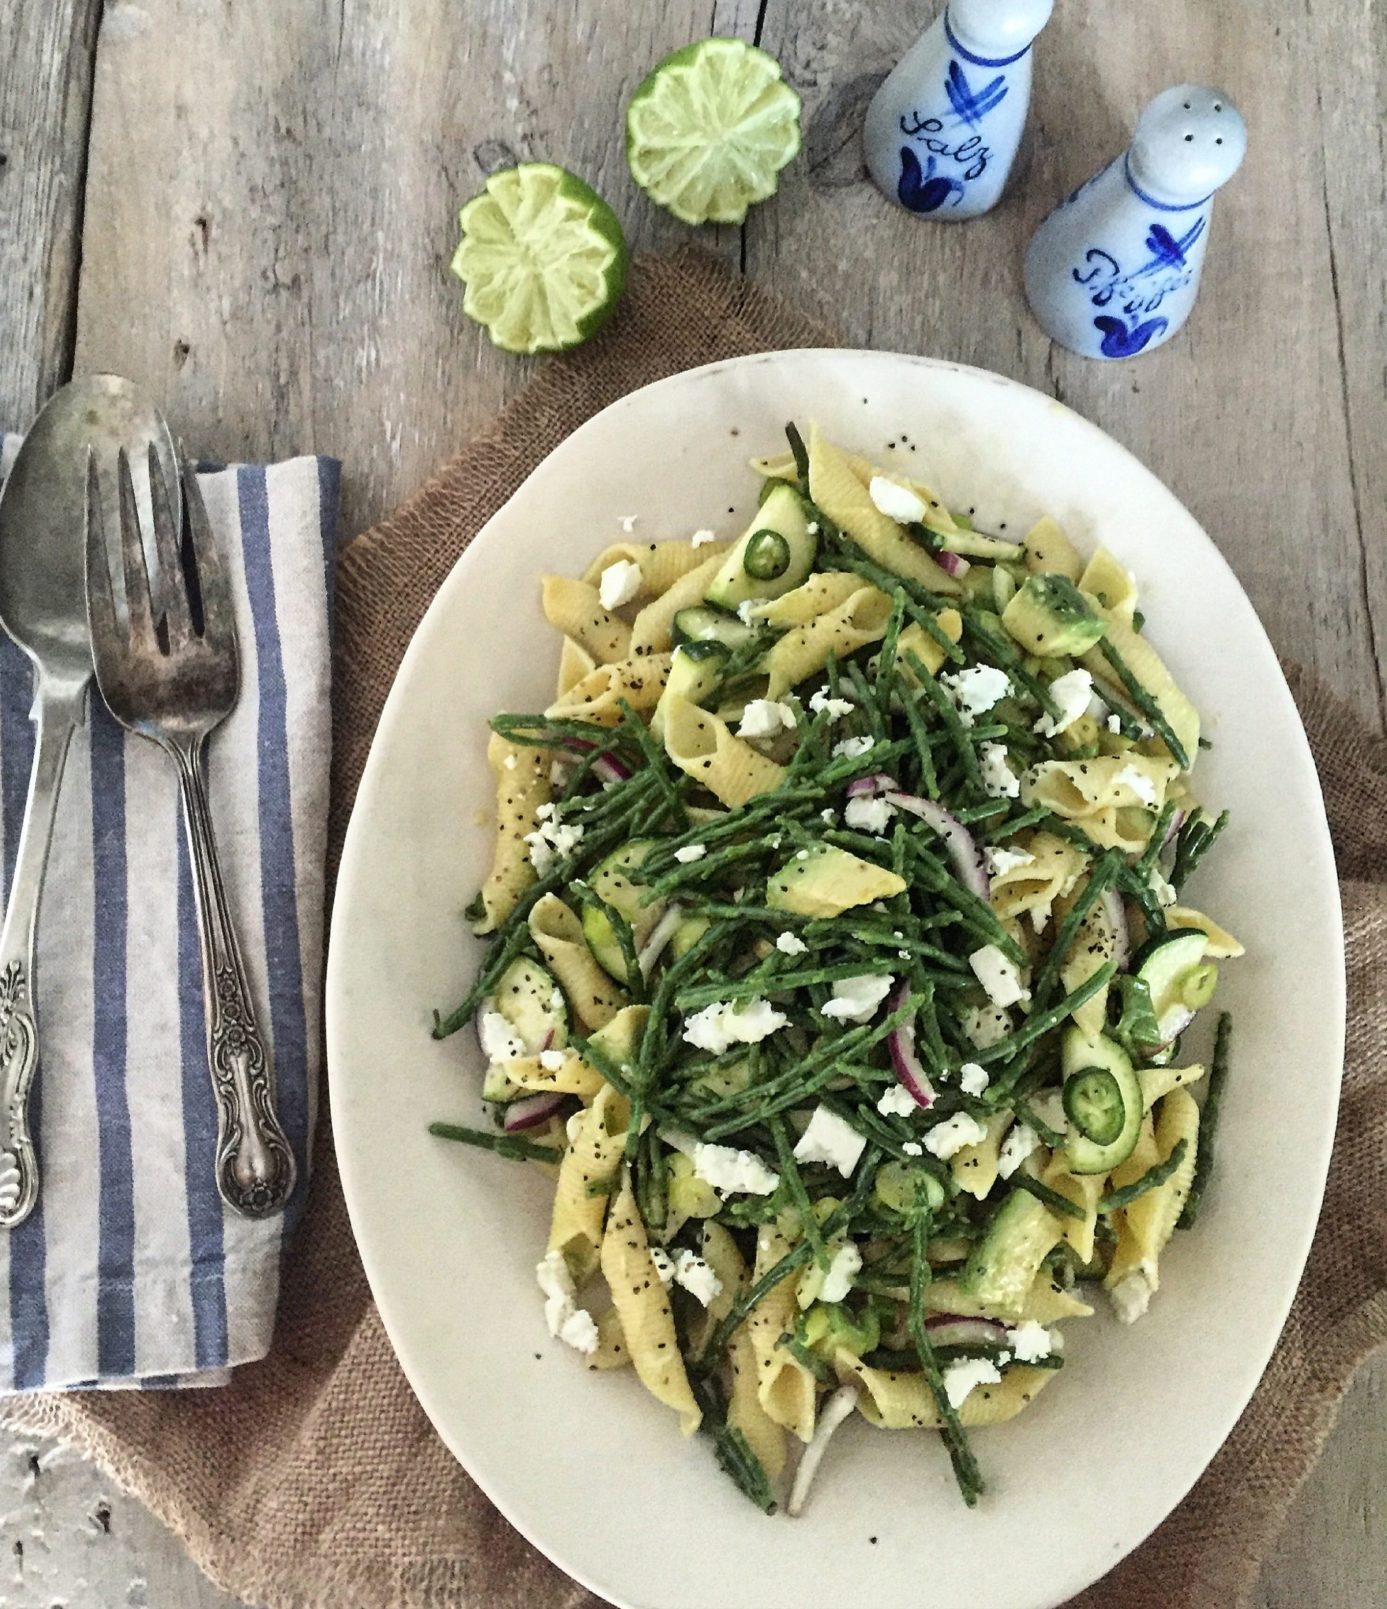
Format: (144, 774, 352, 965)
(1072, 216, 1207, 355)
(895, 59, 1005, 212)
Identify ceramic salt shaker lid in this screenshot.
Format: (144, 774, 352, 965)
(864, 0, 1054, 220)
(1024, 85, 1247, 358)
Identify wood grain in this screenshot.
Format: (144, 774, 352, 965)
(0, 0, 102, 426)
(3, 1, 1385, 1605)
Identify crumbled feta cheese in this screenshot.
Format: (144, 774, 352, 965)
(794, 1105, 869, 1177)
(941, 665, 1012, 727)
(833, 734, 876, 759)
(820, 808, 837, 824)
(958, 1061, 990, 1097)
(1008, 1319, 1055, 1363)
(1107, 713, 1123, 734)
(649, 1246, 677, 1286)
(924, 1112, 988, 1161)
(969, 943, 1031, 1008)
(821, 972, 895, 1023)
(902, 1140, 924, 1156)
(503, 752, 517, 770)
(1033, 668, 1094, 737)
(796, 849, 810, 861)
(478, 1009, 526, 1064)
(558, 1307, 600, 1355)
(985, 845, 1035, 877)
(1115, 763, 1158, 807)
(998, 1122, 1040, 1180)
(809, 688, 856, 720)
(877, 1082, 919, 1117)
(776, 931, 808, 956)
(693, 1143, 781, 1196)
(1148, 868, 1177, 907)
(1108, 1267, 1155, 1324)
(538, 1047, 566, 1072)
(550, 759, 569, 789)
(979, 742, 1022, 799)
(618, 514, 638, 533)
(673, 1250, 724, 1306)
(738, 698, 797, 739)
(962, 1003, 1012, 1048)
(537, 1249, 580, 1339)
(942, 1356, 1002, 1409)
(524, 801, 584, 875)
(844, 794, 897, 834)
(674, 843, 708, 863)
(598, 558, 642, 610)
(691, 528, 717, 547)
(820, 1242, 863, 1303)
(737, 599, 757, 625)
(806, 521, 820, 535)
(868, 475, 929, 525)
(682, 998, 788, 1054)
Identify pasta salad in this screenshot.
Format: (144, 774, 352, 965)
(431, 421, 1240, 1514)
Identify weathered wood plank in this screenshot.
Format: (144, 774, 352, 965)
(0, 0, 102, 425)
(72, 0, 739, 541)
(752, 0, 1386, 732)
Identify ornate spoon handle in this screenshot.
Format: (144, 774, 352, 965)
(172, 735, 296, 1218)
(0, 686, 81, 1229)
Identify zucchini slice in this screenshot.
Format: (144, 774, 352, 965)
(479, 957, 568, 1100)
(1061, 1027, 1144, 1175)
(703, 483, 819, 609)
(671, 605, 758, 652)
(1131, 929, 1210, 1044)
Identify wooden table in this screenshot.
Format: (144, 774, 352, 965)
(2, 1, 1384, 1604)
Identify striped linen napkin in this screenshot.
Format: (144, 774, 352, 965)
(0, 437, 337, 1391)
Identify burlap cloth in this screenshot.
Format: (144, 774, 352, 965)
(2, 249, 1383, 1609)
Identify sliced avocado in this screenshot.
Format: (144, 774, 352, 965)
(670, 912, 712, 959)
(959, 1189, 1064, 1318)
(704, 483, 819, 609)
(765, 843, 907, 917)
(580, 838, 662, 981)
(650, 640, 729, 741)
(1001, 574, 1108, 657)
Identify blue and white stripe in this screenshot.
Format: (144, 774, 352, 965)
(0, 443, 338, 1391)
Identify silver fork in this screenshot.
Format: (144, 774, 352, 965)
(86, 446, 296, 1219)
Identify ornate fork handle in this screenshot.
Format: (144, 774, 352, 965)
(170, 735, 296, 1218)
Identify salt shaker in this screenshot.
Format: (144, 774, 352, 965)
(1024, 85, 1247, 358)
(864, 0, 1054, 220)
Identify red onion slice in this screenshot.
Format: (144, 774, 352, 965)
(1099, 886, 1131, 970)
(787, 1383, 860, 1517)
(591, 754, 630, 785)
(887, 983, 936, 1109)
(1163, 807, 1186, 846)
(935, 550, 971, 578)
(884, 792, 990, 901)
(503, 1092, 566, 1132)
(846, 772, 900, 799)
(924, 1315, 1011, 1348)
(637, 903, 683, 979)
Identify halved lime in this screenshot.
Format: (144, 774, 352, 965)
(626, 38, 802, 226)
(450, 164, 628, 354)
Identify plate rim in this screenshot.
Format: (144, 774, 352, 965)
(327, 346, 1345, 1609)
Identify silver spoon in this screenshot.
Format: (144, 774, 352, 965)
(0, 375, 178, 1227)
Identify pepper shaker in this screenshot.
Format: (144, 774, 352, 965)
(1024, 84, 1248, 358)
(864, 0, 1054, 220)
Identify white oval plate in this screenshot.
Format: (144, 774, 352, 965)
(327, 351, 1343, 1609)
